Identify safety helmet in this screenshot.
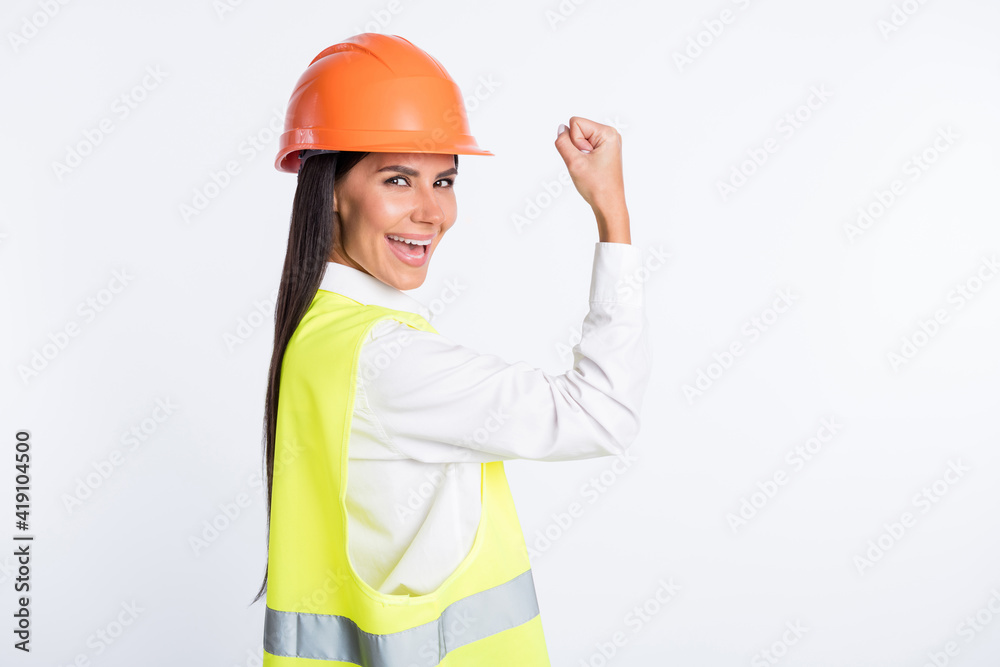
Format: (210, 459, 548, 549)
(275, 33, 493, 173)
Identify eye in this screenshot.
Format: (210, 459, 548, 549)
(384, 176, 456, 188)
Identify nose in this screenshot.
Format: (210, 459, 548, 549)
(413, 181, 447, 225)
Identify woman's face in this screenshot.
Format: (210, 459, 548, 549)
(331, 152, 457, 291)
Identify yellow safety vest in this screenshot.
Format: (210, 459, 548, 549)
(263, 288, 551, 667)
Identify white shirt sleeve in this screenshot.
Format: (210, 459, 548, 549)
(353, 242, 653, 463)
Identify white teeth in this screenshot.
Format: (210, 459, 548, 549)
(387, 234, 432, 246)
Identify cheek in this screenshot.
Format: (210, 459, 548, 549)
(443, 203, 458, 229)
(368, 190, 406, 214)
(349, 201, 398, 241)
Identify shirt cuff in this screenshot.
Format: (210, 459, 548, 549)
(589, 241, 644, 308)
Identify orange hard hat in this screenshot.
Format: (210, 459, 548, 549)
(275, 33, 493, 173)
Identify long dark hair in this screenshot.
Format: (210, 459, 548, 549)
(251, 150, 459, 606)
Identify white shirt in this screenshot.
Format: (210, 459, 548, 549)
(317, 242, 652, 596)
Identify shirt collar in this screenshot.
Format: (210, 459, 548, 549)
(317, 261, 433, 322)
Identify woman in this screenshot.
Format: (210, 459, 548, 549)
(255, 33, 651, 666)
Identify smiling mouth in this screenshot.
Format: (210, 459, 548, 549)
(385, 233, 432, 266)
(386, 235, 429, 255)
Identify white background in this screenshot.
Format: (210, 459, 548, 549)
(2, 0, 1000, 665)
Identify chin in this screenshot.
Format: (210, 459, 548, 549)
(395, 273, 426, 291)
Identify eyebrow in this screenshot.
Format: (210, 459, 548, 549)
(376, 165, 458, 178)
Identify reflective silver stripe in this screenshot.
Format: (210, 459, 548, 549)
(264, 568, 539, 666)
